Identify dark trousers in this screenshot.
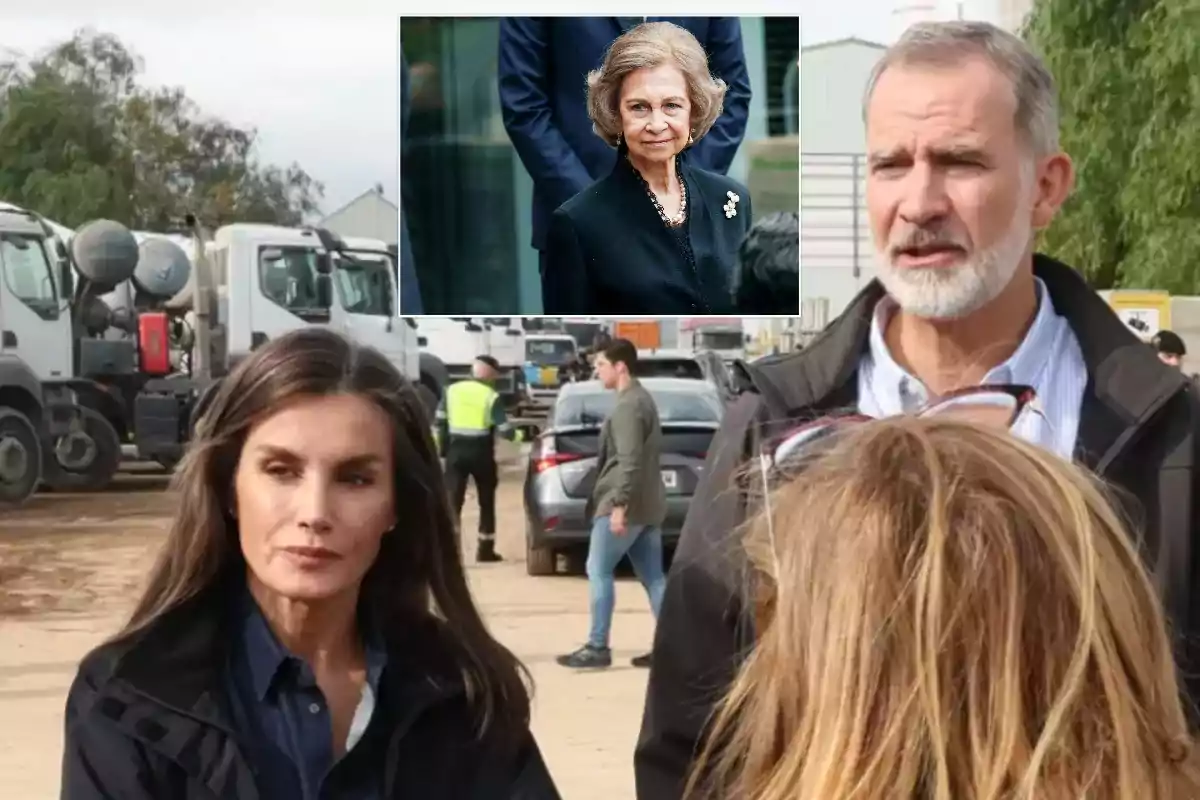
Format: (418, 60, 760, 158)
(445, 442, 498, 539)
(538, 249, 550, 313)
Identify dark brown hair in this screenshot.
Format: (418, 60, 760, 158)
(601, 337, 638, 369)
(118, 327, 530, 740)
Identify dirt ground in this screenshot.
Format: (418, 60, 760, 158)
(0, 446, 656, 799)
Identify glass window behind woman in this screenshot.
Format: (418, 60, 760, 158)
(60, 328, 561, 800)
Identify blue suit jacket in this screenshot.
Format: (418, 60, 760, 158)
(398, 48, 424, 313)
(498, 17, 752, 252)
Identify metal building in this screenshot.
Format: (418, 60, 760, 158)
(320, 185, 399, 245)
(800, 38, 884, 331)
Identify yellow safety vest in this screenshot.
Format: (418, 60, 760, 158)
(445, 379, 497, 437)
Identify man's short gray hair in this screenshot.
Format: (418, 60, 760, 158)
(862, 21, 1060, 157)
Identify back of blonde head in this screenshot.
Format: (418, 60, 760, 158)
(687, 417, 1198, 800)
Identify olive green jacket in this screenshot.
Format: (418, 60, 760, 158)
(591, 379, 666, 526)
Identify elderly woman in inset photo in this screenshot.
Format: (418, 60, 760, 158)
(60, 328, 560, 799)
(542, 22, 754, 315)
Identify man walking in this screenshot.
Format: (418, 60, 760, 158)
(557, 339, 667, 669)
(635, 20, 1200, 799)
(436, 356, 522, 563)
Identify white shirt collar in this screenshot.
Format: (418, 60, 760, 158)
(865, 277, 1062, 413)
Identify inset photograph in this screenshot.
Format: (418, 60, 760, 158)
(400, 16, 799, 315)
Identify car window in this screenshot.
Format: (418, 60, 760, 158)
(633, 358, 704, 380)
(554, 388, 722, 426)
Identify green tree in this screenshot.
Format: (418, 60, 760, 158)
(0, 28, 323, 230)
(1025, 0, 1200, 292)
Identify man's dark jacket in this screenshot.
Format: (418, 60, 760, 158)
(633, 255, 1200, 800)
(60, 589, 560, 799)
(498, 17, 751, 253)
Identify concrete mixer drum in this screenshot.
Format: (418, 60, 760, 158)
(134, 237, 191, 299)
(72, 220, 138, 293)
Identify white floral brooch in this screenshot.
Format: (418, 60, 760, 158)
(723, 190, 740, 219)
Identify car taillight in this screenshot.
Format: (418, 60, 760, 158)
(534, 452, 584, 473)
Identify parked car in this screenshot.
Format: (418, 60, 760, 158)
(634, 348, 738, 403)
(522, 378, 724, 576)
(632, 348, 704, 380)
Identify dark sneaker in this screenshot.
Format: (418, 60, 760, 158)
(631, 652, 652, 668)
(556, 644, 612, 669)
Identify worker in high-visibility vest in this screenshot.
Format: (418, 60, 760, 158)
(435, 355, 524, 563)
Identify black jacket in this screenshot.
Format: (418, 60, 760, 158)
(633, 255, 1200, 800)
(542, 152, 751, 315)
(61, 591, 561, 800)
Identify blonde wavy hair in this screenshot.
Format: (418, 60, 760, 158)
(585, 22, 726, 147)
(686, 416, 1199, 800)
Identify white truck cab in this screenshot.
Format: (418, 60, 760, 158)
(412, 317, 521, 401)
(522, 333, 578, 407)
(678, 317, 747, 364)
(480, 317, 525, 371)
(0, 206, 81, 502)
(336, 234, 420, 382)
(0, 208, 73, 382)
(205, 224, 417, 378)
(131, 222, 431, 467)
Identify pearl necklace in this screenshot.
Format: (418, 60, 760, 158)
(629, 155, 687, 228)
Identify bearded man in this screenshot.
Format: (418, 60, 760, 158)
(632, 20, 1200, 800)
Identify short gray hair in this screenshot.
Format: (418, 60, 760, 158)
(862, 21, 1060, 156)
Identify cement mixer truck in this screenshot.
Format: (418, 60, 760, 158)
(128, 221, 433, 473)
(0, 209, 152, 501)
(0, 207, 437, 504)
(1, 211, 232, 500)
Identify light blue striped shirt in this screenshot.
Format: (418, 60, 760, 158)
(857, 278, 1087, 460)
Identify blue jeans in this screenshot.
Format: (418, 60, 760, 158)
(586, 515, 666, 649)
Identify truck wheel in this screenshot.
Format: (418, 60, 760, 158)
(42, 405, 122, 492)
(0, 408, 42, 506)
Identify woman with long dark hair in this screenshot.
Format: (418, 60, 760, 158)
(61, 328, 560, 799)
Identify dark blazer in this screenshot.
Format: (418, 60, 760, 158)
(61, 589, 560, 800)
(542, 154, 751, 314)
(633, 255, 1200, 800)
(498, 17, 751, 252)
(398, 47, 424, 314)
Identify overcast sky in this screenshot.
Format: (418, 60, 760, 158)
(0, 2, 1017, 224)
(1, 14, 398, 218)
